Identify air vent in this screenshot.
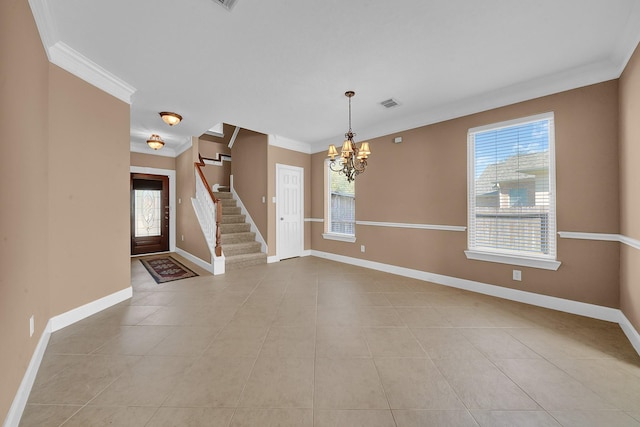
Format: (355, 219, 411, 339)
(380, 98, 400, 109)
(213, 0, 238, 11)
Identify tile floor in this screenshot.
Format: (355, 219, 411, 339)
(19, 255, 640, 426)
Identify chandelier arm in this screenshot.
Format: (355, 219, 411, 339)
(329, 160, 344, 172)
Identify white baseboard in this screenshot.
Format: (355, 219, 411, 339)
(175, 247, 214, 274)
(310, 250, 632, 328)
(3, 320, 52, 427)
(50, 287, 132, 332)
(230, 176, 268, 255)
(5, 286, 131, 426)
(619, 312, 640, 356)
(267, 250, 311, 263)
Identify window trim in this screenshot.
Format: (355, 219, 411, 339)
(466, 112, 560, 270)
(323, 159, 356, 242)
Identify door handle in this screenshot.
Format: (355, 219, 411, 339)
(280, 217, 284, 220)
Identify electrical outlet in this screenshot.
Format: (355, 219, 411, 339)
(262, 196, 266, 203)
(181, 235, 184, 241)
(513, 270, 522, 281)
(361, 245, 365, 253)
(29, 315, 34, 337)
(178, 198, 182, 204)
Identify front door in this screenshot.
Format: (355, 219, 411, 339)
(131, 173, 169, 255)
(276, 164, 304, 260)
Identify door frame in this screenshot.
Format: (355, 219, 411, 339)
(275, 163, 304, 261)
(130, 166, 176, 253)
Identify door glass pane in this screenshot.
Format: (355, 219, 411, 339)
(134, 189, 162, 237)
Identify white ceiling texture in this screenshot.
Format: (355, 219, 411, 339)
(30, 0, 640, 156)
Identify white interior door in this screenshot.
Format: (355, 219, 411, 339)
(276, 164, 303, 260)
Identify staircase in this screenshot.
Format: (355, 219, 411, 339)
(213, 189, 267, 270)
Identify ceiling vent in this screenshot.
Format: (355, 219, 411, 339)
(213, 0, 238, 11)
(380, 98, 400, 109)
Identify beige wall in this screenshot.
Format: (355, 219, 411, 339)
(620, 43, 640, 331)
(200, 139, 231, 189)
(176, 139, 211, 262)
(1, 0, 131, 420)
(267, 146, 312, 256)
(0, 0, 51, 419)
(48, 65, 131, 315)
(231, 129, 268, 240)
(130, 152, 176, 170)
(311, 81, 621, 308)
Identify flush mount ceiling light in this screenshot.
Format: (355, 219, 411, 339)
(159, 112, 182, 126)
(327, 91, 371, 182)
(146, 134, 165, 150)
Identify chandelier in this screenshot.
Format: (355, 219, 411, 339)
(327, 91, 371, 182)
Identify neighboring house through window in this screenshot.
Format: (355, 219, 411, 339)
(466, 112, 560, 270)
(323, 160, 356, 242)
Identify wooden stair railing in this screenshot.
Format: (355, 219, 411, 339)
(195, 155, 222, 257)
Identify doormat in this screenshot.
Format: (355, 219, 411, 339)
(140, 257, 198, 284)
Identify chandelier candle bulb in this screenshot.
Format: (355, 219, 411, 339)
(328, 144, 339, 160)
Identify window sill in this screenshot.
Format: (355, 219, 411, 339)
(322, 233, 356, 243)
(464, 250, 561, 271)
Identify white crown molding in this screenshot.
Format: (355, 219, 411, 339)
(205, 123, 225, 138)
(28, 0, 57, 59)
(48, 42, 136, 104)
(174, 138, 194, 157)
(611, 0, 640, 76)
(228, 126, 241, 149)
(130, 141, 178, 158)
(268, 135, 312, 154)
(309, 59, 620, 154)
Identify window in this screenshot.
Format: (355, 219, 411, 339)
(466, 112, 560, 270)
(323, 160, 356, 242)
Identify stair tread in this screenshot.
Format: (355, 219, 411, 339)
(220, 214, 246, 223)
(213, 192, 234, 199)
(223, 241, 261, 248)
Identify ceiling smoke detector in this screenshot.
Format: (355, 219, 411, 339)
(380, 98, 400, 109)
(213, 0, 238, 11)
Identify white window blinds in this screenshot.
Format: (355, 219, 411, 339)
(468, 112, 556, 261)
(327, 162, 355, 236)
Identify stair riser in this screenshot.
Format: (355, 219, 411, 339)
(221, 215, 246, 224)
(213, 192, 234, 199)
(223, 243, 262, 257)
(220, 232, 256, 244)
(219, 199, 237, 207)
(220, 223, 251, 233)
(222, 207, 241, 215)
(225, 254, 268, 271)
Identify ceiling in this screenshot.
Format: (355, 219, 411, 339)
(31, 0, 640, 155)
